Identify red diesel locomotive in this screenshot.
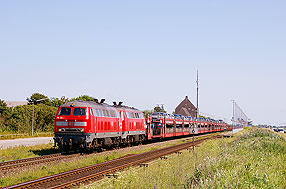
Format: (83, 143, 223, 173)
(54, 100, 229, 151)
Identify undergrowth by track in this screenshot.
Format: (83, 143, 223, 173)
(90, 128, 286, 189)
(0, 133, 219, 187)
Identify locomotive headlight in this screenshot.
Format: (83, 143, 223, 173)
(58, 128, 62, 132)
(80, 128, 85, 132)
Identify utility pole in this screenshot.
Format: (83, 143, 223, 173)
(30, 98, 49, 137)
(32, 103, 34, 137)
(193, 70, 199, 152)
(231, 100, 235, 133)
(196, 70, 199, 118)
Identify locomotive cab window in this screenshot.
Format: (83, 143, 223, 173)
(103, 109, 110, 117)
(58, 108, 71, 116)
(73, 108, 86, 116)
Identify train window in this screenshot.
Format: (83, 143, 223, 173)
(90, 108, 93, 116)
(128, 112, 133, 118)
(110, 110, 116, 118)
(98, 109, 103, 117)
(58, 108, 71, 116)
(108, 110, 112, 117)
(92, 108, 97, 116)
(128, 112, 134, 118)
(93, 109, 97, 116)
(73, 108, 86, 116)
(126, 112, 130, 118)
(103, 109, 108, 117)
(135, 113, 139, 118)
(140, 113, 144, 119)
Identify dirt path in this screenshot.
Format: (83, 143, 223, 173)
(0, 137, 53, 149)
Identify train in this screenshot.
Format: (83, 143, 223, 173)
(53, 100, 230, 151)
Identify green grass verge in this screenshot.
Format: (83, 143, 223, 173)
(85, 128, 286, 188)
(0, 134, 220, 187)
(0, 132, 53, 140)
(0, 143, 61, 162)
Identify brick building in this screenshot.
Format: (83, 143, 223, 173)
(174, 96, 197, 117)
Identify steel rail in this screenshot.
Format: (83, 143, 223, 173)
(0, 153, 83, 171)
(0, 133, 214, 171)
(4, 135, 221, 189)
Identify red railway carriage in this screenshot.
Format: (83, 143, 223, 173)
(146, 113, 228, 139)
(54, 101, 145, 151)
(146, 113, 195, 139)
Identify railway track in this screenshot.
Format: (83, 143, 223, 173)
(0, 153, 81, 171)
(0, 133, 215, 172)
(4, 134, 221, 189)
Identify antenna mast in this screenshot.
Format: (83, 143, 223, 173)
(196, 70, 199, 118)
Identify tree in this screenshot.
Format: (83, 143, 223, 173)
(27, 93, 51, 105)
(50, 96, 69, 107)
(71, 95, 97, 102)
(142, 110, 153, 118)
(153, 105, 166, 113)
(0, 99, 9, 116)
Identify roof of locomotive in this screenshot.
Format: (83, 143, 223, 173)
(60, 101, 141, 112)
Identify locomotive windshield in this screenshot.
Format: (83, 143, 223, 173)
(58, 108, 71, 116)
(73, 108, 86, 116)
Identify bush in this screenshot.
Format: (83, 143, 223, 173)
(0, 104, 57, 134)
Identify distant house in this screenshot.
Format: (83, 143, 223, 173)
(174, 96, 197, 117)
(5, 101, 27, 107)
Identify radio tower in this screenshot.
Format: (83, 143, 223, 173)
(196, 70, 199, 118)
(193, 70, 199, 152)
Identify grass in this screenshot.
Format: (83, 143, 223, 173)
(0, 134, 220, 188)
(0, 143, 61, 162)
(0, 132, 53, 140)
(85, 128, 286, 188)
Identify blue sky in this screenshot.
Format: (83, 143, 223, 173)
(1, 1, 285, 125)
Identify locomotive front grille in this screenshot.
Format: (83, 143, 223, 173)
(58, 128, 85, 133)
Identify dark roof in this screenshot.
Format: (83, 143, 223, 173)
(174, 96, 197, 117)
(60, 101, 140, 112)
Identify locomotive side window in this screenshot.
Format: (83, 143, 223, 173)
(92, 108, 98, 116)
(103, 109, 110, 117)
(125, 112, 144, 119)
(90, 108, 93, 116)
(99, 109, 103, 117)
(110, 110, 116, 118)
(58, 108, 71, 116)
(73, 108, 86, 116)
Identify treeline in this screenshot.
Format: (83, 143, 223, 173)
(0, 93, 96, 134)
